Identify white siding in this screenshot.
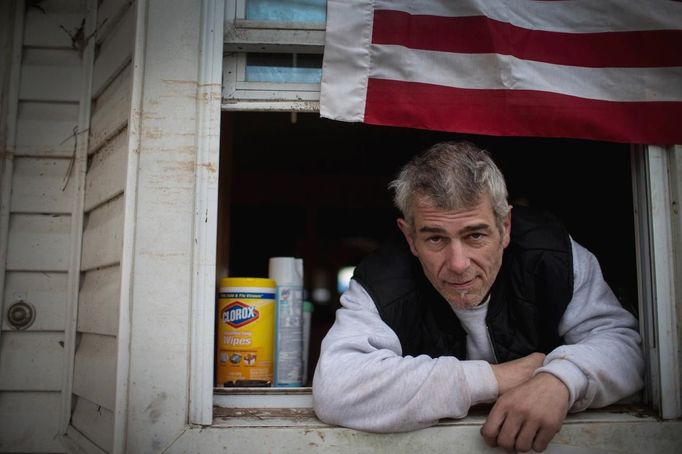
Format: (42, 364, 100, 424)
(0, 331, 65, 391)
(2, 271, 67, 331)
(84, 129, 127, 212)
(0, 0, 119, 452)
(1, 1, 85, 454)
(92, 6, 135, 98)
(96, 0, 133, 41)
(73, 333, 117, 411)
(10, 157, 74, 213)
(6, 213, 71, 271)
(78, 266, 121, 337)
(71, 395, 115, 453)
(89, 62, 132, 154)
(23, 7, 85, 48)
(63, 0, 137, 451)
(19, 48, 82, 102)
(0, 392, 64, 453)
(15, 101, 80, 157)
(81, 194, 124, 271)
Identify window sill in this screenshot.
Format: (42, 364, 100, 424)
(200, 388, 679, 453)
(214, 386, 313, 409)
(212, 387, 655, 429)
(174, 403, 682, 454)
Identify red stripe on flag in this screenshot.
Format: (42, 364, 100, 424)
(372, 9, 682, 68)
(364, 78, 682, 144)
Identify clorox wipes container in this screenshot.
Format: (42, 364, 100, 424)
(216, 277, 276, 387)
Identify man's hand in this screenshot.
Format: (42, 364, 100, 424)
(481, 372, 570, 453)
(490, 352, 546, 395)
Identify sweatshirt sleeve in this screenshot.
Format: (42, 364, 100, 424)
(312, 280, 498, 432)
(535, 238, 644, 412)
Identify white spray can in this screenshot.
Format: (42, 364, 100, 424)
(302, 300, 314, 385)
(268, 257, 304, 387)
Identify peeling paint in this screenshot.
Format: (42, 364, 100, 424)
(142, 127, 164, 140)
(197, 162, 217, 173)
(162, 79, 199, 87)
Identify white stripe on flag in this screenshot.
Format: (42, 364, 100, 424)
(370, 44, 682, 102)
(374, 0, 682, 33)
(319, 0, 372, 121)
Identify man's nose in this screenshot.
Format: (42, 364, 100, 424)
(447, 242, 470, 274)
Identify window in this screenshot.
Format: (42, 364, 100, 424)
(244, 0, 326, 22)
(214, 110, 645, 405)
(244, 53, 322, 84)
(205, 0, 681, 427)
(223, 0, 324, 106)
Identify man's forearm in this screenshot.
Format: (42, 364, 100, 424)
(490, 352, 545, 394)
(539, 239, 645, 411)
(312, 280, 497, 432)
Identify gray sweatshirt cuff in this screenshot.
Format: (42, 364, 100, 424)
(461, 360, 498, 405)
(535, 358, 588, 410)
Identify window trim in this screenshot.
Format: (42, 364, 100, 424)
(189, 0, 225, 426)
(224, 0, 325, 52)
(223, 0, 323, 105)
(632, 145, 682, 419)
(214, 387, 313, 408)
(233, 0, 326, 31)
(231, 53, 321, 95)
(223, 46, 322, 102)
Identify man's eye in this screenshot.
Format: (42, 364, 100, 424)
(468, 232, 485, 241)
(426, 236, 443, 244)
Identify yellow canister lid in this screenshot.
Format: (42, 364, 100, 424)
(219, 277, 276, 289)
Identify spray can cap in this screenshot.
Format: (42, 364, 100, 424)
(268, 257, 303, 285)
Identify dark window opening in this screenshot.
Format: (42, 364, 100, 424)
(217, 111, 637, 386)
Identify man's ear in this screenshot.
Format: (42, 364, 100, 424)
(502, 207, 512, 249)
(397, 218, 419, 257)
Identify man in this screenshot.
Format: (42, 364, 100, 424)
(312, 141, 644, 452)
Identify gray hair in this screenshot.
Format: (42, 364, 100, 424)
(389, 141, 510, 229)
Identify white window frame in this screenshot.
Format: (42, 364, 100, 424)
(222, 0, 324, 110)
(190, 0, 227, 425)
(631, 145, 682, 419)
(191, 0, 682, 426)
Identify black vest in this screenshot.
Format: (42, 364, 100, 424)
(353, 207, 574, 362)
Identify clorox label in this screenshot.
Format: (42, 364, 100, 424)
(223, 301, 260, 327)
(216, 281, 275, 386)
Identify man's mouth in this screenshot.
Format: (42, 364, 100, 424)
(445, 278, 475, 290)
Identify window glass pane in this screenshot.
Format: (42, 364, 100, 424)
(246, 53, 322, 83)
(246, 0, 327, 22)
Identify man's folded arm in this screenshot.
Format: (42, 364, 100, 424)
(312, 280, 498, 432)
(535, 239, 645, 412)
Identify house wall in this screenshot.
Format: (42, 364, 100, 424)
(0, 1, 84, 452)
(1, 0, 206, 451)
(122, 0, 205, 450)
(69, 0, 135, 451)
(0, 0, 135, 452)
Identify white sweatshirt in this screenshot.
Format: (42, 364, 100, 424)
(312, 239, 644, 432)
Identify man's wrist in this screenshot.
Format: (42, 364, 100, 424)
(462, 360, 498, 404)
(534, 360, 586, 409)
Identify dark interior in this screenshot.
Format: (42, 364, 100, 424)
(217, 111, 637, 385)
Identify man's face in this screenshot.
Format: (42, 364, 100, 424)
(397, 195, 511, 310)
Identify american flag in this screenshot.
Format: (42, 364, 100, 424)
(320, 0, 682, 144)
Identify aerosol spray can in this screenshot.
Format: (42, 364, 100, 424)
(302, 300, 314, 385)
(269, 257, 304, 387)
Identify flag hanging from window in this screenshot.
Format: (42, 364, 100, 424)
(320, 0, 682, 144)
